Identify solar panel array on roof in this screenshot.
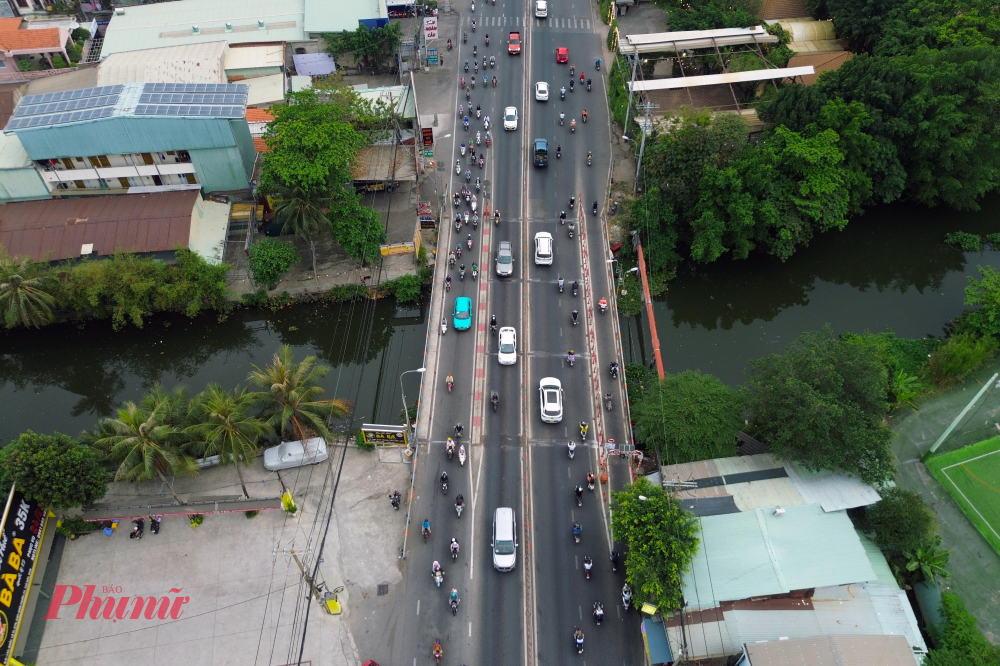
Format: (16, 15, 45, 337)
(19, 85, 124, 107)
(139, 93, 246, 105)
(15, 95, 119, 118)
(142, 82, 247, 94)
(7, 106, 115, 130)
(134, 105, 245, 117)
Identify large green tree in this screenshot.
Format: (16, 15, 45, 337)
(0, 255, 57, 329)
(610, 478, 700, 610)
(259, 89, 367, 195)
(0, 431, 107, 509)
(247, 345, 350, 442)
(270, 185, 329, 282)
(328, 189, 387, 264)
(742, 327, 895, 485)
(324, 23, 402, 73)
(632, 371, 741, 465)
(187, 385, 264, 498)
(858, 486, 935, 555)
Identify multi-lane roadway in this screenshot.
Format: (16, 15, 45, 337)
(394, 0, 644, 663)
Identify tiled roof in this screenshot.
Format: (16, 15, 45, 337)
(786, 51, 853, 85)
(0, 18, 22, 31)
(744, 634, 916, 666)
(252, 137, 268, 153)
(761, 0, 808, 20)
(0, 27, 64, 51)
(0, 191, 199, 262)
(245, 108, 273, 123)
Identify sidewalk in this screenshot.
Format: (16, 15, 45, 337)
(27, 446, 413, 666)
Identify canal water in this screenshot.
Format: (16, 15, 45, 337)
(621, 195, 1000, 385)
(0, 297, 428, 444)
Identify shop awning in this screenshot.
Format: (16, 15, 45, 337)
(642, 618, 673, 665)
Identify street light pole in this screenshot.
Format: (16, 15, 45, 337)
(399, 368, 426, 453)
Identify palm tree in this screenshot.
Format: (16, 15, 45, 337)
(247, 345, 350, 442)
(187, 384, 265, 498)
(904, 536, 952, 582)
(0, 256, 57, 329)
(90, 398, 195, 504)
(271, 185, 330, 282)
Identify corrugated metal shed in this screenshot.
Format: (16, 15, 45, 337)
(785, 462, 881, 511)
(355, 85, 416, 120)
(0, 132, 50, 203)
(224, 44, 284, 72)
(714, 453, 785, 475)
(100, 0, 306, 59)
(351, 145, 417, 182)
(304, 0, 384, 34)
(0, 191, 198, 262)
(97, 41, 228, 86)
(245, 73, 286, 106)
(744, 635, 916, 666)
(683, 505, 877, 610)
(855, 531, 898, 589)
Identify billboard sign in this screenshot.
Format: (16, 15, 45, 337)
(361, 424, 408, 446)
(0, 486, 49, 665)
(424, 17, 438, 40)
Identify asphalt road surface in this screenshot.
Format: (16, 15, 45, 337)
(394, 0, 644, 663)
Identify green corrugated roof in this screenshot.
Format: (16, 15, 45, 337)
(303, 0, 382, 33)
(682, 504, 877, 610)
(856, 529, 900, 589)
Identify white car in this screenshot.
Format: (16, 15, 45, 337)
(498, 326, 517, 365)
(535, 0, 548, 17)
(504, 106, 518, 131)
(539, 377, 563, 423)
(534, 231, 553, 265)
(263, 438, 329, 471)
(535, 81, 549, 101)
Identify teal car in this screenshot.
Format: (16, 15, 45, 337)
(453, 296, 473, 331)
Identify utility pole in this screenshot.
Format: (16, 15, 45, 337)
(633, 102, 657, 194)
(286, 548, 324, 600)
(623, 51, 640, 138)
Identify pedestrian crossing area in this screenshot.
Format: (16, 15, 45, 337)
(466, 15, 593, 30)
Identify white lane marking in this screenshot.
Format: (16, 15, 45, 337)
(469, 622, 473, 637)
(416, 599, 420, 615)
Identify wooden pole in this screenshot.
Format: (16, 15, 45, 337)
(636, 244, 664, 380)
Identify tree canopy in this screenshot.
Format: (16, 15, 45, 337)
(857, 486, 935, 554)
(0, 431, 107, 509)
(610, 478, 699, 610)
(631, 370, 741, 464)
(742, 327, 895, 485)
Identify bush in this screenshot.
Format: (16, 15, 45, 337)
(384, 273, 422, 303)
(57, 515, 98, 538)
(0, 431, 108, 509)
(417, 244, 428, 268)
(607, 18, 618, 51)
(926, 593, 1000, 666)
(51, 55, 68, 69)
(189, 514, 204, 527)
(355, 429, 374, 451)
(71, 27, 91, 43)
(244, 510, 259, 519)
(944, 232, 983, 252)
(985, 233, 1000, 249)
(928, 333, 998, 386)
(857, 487, 935, 554)
(248, 238, 300, 290)
(65, 41, 82, 64)
(17, 59, 30, 72)
(962, 266, 1000, 339)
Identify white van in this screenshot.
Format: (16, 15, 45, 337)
(534, 232, 553, 265)
(492, 507, 517, 571)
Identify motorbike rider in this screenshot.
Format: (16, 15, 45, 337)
(492, 75, 498, 86)
(567, 349, 575, 364)
(471, 262, 479, 278)
(432, 642, 444, 660)
(606, 392, 613, 407)
(568, 440, 577, 457)
(455, 422, 464, 438)
(490, 313, 498, 332)
(580, 421, 589, 437)
(491, 390, 499, 406)
(594, 602, 604, 621)
(575, 485, 583, 502)
(587, 150, 593, 163)
(560, 210, 567, 223)
(569, 195, 576, 208)
(598, 296, 608, 312)
(556, 144, 562, 158)
(485, 34, 490, 45)
(571, 309, 579, 324)
(574, 627, 585, 646)
(587, 77, 592, 89)
(572, 521, 582, 538)
(570, 119, 576, 131)
(582, 109, 588, 122)
(558, 276, 565, 291)
(583, 555, 593, 573)
(446, 436, 456, 455)
(440, 471, 449, 489)
(450, 538, 460, 555)
(610, 549, 620, 570)
(460, 264, 466, 280)
(586, 471, 596, 488)
(422, 518, 432, 537)
(610, 361, 620, 377)
(455, 494, 465, 509)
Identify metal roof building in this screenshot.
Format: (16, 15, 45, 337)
(739, 634, 917, 666)
(683, 504, 877, 611)
(669, 583, 927, 663)
(98, 0, 307, 59)
(0, 82, 255, 201)
(97, 42, 229, 86)
(303, 0, 384, 35)
(663, 453, 881, 516)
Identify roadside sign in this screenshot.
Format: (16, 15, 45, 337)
(424, 17, 438, 40)
(361, 423, 408, 446)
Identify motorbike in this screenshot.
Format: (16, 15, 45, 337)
(456, 501, 464, 517)
(464, 211, 470, 225)
(587, 153, 592, 166)
(556, 147, 561, 159)
(456, 245, 462, 259)
(486, 134, 491, 147)
(467, 236, 473, 250)
(453, 193, 460, 208)
(494, 211, 500, 226)
(560, 113, 565, 125)
(464, 118, 470, 130)
(461, 75, 466, 88)
(472, 215, 479, 229)
(149, 515, 161, 534)
(465, 169, 471, 182)
(465, 60, 470, 72)
(450, 592, 460, 616)
(610, 200, 619, 216)
(623, 584, 633, 610)
(130, 518, 144, 540)
(568, 352, 575, 366)
(460, 267, 466, 280)
(569, 196, 575, 208)
(450, 540, 460, 561)
(572, 522, 582, 544)
(389, 490, 401, 510)
(460, 142, 466, 155)
(476, 131, 481, 145)
(434, 641, 444, 664)
(560, 87, 566, 100)
(575, 632, 585, 655)
(472, 267, 478, 280)
(455, 160, 461, 175)
(571, 311, 579, 326)
(571, 64, 575, 76)
(484, 118, 490, 131)
(475, 176, 481, 191)
(491, 392, 499, 412)
(583, 556, 593, 580)
(463, 31, 467, 43)
(596, 58, 601, 70)
(587, 81, 592, 91)
(447, 438, 455, 458)
(571, 121, 576, 133)
(592, 201, 599, 215)
(558, 278, 564, 293)
(432, 567, 445, 588)
(445, 277, 451, 292)
(476, 106, 481, 118)
(459, 444, 466, 466)
(610, 363, 619, 378)
(570, 223, 576, 241)
(492, 76, 497, 87)
(580, 423, 589, 441)
(447, 39, 453, 50)
(606, 394, 613, 411)
(568, 441, 576, 459)
(441, 474, 449, 494)
(599, 299, 608, 314)
(572, 282, 578, 296)
(593, 601, 604, 625)
(441, 318, 448, 335)
(455, 217, 462, 232)
(575, 487, 583, 507)
(478, 156, 484, 169)
(466, 89, 471, 101)
(610, 551, 619, 572)
(490, 56, 495, 68)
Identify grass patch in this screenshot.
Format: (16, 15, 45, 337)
(927, 437, 1000, 556)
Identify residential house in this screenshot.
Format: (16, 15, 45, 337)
(0, 17, 70, 71)
(735, 634, 919, 666)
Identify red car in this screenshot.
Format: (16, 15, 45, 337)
(556, 47, 569, 63)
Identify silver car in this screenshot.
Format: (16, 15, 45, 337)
(496, 240, 514, 276)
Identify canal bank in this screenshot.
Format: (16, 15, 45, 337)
(621, 194, 1000, 385)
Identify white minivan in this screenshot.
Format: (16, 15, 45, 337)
(534, 232, 553, 265)
(492, 507, 517, 571)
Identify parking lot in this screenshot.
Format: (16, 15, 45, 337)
(24, 446, 412, 666)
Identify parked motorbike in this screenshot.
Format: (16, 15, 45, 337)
(130, 518, 144, 540)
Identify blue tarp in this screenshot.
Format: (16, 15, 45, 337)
(642, 618, 673, 665)
(359, 18, 389, 29)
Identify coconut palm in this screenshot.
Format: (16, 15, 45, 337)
(90, 398, 195, 504)
(187, 384, 265, 498)
(247, 344, 350, 442)
(904, 536, 952, 582)
(142, 383, 191, 427)
(0, 256, 57, 329)
(271, 184, 330, 282)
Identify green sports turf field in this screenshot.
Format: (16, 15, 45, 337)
(928, 437, 1000, 556)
